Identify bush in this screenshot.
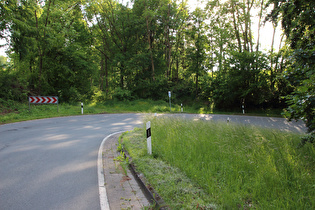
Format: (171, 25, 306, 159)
(299, 133, 315, 147)
(0, 70, 28, 102)
(112, 87, 135, 101)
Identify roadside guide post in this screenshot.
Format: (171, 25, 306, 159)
(168, 91, 171, 112)
(146, 121, 152, 155)
(242, 100, 245, 114)
(81, 103, 84, 115)
(181, 103, 183, 113)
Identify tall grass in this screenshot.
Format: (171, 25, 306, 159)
(150, 117, 314, 209)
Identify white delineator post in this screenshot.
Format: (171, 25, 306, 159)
(81, 103, 84, 115)
(242, 100, 245, 114)
(146, 121, 152, 155)
(168, 91, 171, 112)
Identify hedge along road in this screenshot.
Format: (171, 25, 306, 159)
(0, 114, 306, 210)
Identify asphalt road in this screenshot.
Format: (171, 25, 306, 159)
(175, 113, 307, 133)
(0, 113, 306, 210)
(0, 114, 143, 210)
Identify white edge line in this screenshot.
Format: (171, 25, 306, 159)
(98, 131, 125, 210)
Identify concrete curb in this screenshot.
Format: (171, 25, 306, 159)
(98, 131, 125, 210)
(123, 150, 168, 209)
(99, 131, 153, 210)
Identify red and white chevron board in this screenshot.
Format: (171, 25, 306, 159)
(29, 96, 58, 104)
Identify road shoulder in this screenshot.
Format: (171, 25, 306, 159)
(101, 133, 150, 209)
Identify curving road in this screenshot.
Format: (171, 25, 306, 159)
(0, 114, 143, 210)
(0, 114, 306, 210)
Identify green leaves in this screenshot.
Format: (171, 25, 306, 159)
(269, 0, 315, 133)
(1, 0, 312, 124)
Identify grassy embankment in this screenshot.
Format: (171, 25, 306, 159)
(0, 98, 282, 124)
(120, 117, 314, 209)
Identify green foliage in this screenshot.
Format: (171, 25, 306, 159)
(112, 87, 135, 101)
(299, 133, 315, 147)
(0, 56, 7, 68)
(269, 0, 315, 133)
(212, 51, 270, 109)
(0, 70, 28, 101)
(1, 0, 310, 121)
(136, 117, 314, 209)
(0, 0, 96, 102)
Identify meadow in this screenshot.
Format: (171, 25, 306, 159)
(121, 116, 315, 209)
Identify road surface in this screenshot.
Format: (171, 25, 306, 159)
(0, 113, 306, 210)
(0, 114, 143, 210)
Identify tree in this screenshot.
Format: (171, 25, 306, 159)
(268, 0, 315, 133)
(1, 0, 96, 101)
(206, 0, 273, 110)
(186, 8, 207, 99)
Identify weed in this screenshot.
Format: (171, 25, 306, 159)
(114, 151, 129, 176)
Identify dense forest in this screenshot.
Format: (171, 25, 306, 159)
(0, 0, 314, 132)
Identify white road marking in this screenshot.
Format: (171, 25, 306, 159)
(98, 131, 124, 210)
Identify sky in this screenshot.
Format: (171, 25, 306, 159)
(0, 0, 282, 57)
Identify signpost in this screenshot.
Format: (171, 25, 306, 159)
(242, 100, 245, 114)
(146, 121, 152, 155)
(29, 96, 58, 112)
(168, 91, 171, 112)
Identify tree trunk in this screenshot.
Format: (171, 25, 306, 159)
(105, 56, 109, 95)
(38, 52, 43, 94)
(100, 56, 104, 91)
(146, 16, 155, 81)
(231, 2, 242, 53)
(165, 4, 171, 80)
(256, 0, 264, 52)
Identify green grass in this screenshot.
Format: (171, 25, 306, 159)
(121, 117, 315, 209)
(120, 128, 218, 209)
(0, 98, 283, 125)
(0, 99, 177, 124)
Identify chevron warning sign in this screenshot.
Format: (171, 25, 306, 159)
(29, 96, 58, 104)
(28, 96, 59, 112)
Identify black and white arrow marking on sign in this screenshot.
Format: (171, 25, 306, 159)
(146, 121, 152, 155)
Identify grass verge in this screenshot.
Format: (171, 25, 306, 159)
(0, 99, 178, 124)
(121, 116, 315, 209)
(120, 128, 217, 209)
(0, 98, 283, 125)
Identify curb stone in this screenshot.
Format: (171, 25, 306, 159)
(123, 150, 169, 210)
(102, 133, 150, 209)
